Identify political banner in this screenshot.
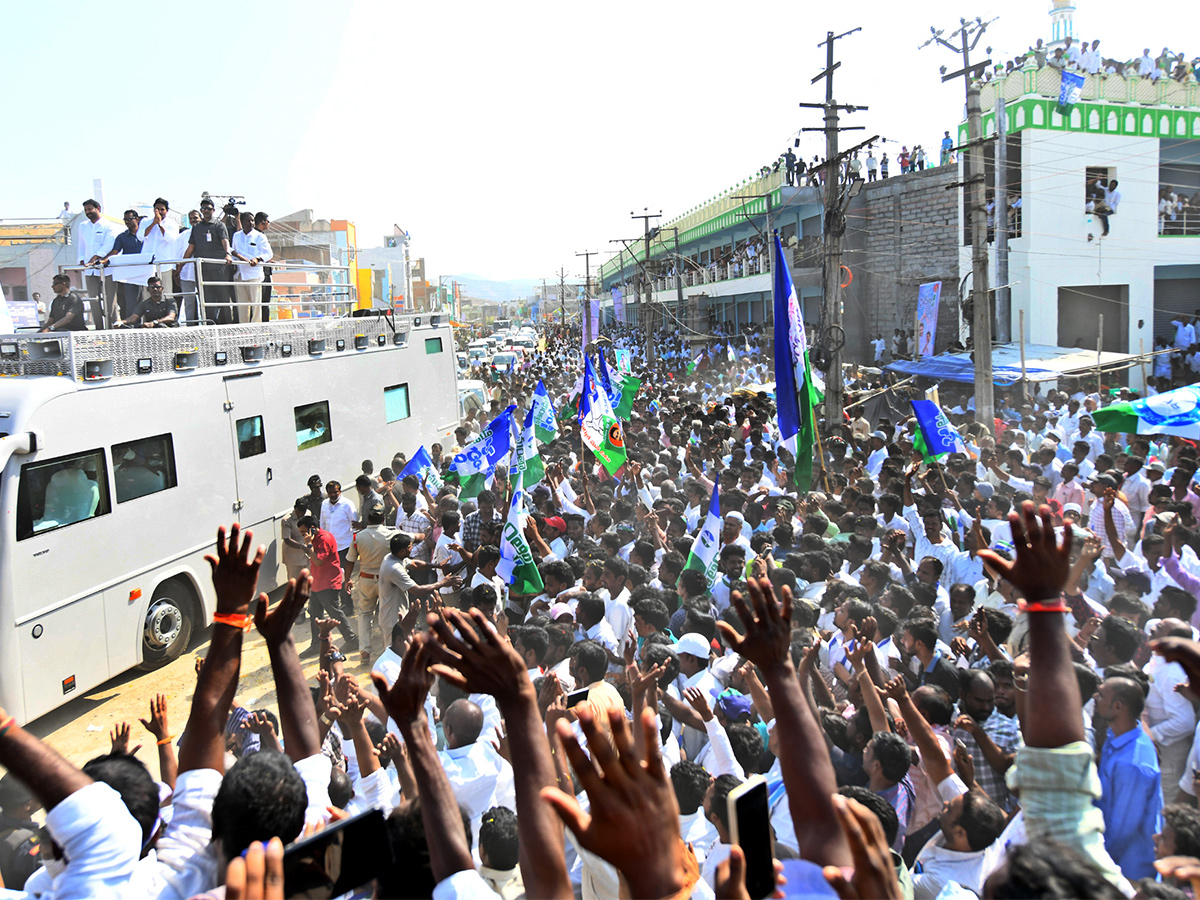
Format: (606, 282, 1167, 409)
(915, 281, 942, 358)
(1057, 69, 1086, 115)
(612, 287, 624, 324)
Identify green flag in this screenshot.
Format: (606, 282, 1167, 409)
(580, 357, 627, 476)
(531, 380, 559, 443)
(498, 485, 544, 596)
(612, 374, 642, 421)
(510, 406, 546, 490)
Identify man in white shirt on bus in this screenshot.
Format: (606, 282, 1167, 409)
(231, 211, 273, 324)
(137, 198, 179, 271)
(75, 198, 118, 329)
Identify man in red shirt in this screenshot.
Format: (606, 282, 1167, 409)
(297, 516, 358, 657)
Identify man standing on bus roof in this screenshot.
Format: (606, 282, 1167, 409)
(346, 501, 397, 663)
(75, 198, 117, 330)
(181, 198, 234, 325)
(320, 480, 359, 618)
(297, 516, 357, 656)
(231, 211, 273, 324)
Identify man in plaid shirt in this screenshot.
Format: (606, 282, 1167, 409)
(951, 669, 1022, 812)
(395, 492, 434, 582)
(462, 489, 503, 553)
(1087, 476, 1135, 559)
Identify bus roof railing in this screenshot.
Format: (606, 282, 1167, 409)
(0, 312, 449, 383)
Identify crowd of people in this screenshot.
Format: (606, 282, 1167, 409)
(6, 322, 1200, 898)
(993, 38, 1200, 83)
(58, 196, 277, 332)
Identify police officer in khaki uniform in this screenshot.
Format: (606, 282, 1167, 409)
(346, 500, 397, 662)
(281, 497, 311, 582)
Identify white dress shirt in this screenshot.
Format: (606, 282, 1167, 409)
(75, 216, 118, 275)
(232, 228, 273, 281)
(321, 496, 359, 551)
(438, 741, 516, 843)
(1145, 655, 1196, 749)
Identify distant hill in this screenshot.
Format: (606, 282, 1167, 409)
(442, 274, 541, 304)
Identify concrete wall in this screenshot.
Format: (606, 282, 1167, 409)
(843, 165, 962, 362)
(984, 129, 1200, 389)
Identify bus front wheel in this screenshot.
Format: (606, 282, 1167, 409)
(138, 579, 196, 669)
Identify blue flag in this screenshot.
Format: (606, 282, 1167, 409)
(597, 351, 623, 409)
(399, 445, 443, 492)
(911, 399, 967, 461)
(447, 405, 515, 499)
(772, 231, 816, 491)
(1057, 70, 1085, 115)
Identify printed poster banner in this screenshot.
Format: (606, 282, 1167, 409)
(612, 287, 625, 324)
(915, 281, 942, 359)
(1057, 69, 1085, 115)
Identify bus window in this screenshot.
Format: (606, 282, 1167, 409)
(112, 434, 178, 504)
(17, 449, 111, 540)
(384, 383, 410, 423)
(236, 416, 266, 458)
(424, 337, 443, 354)
(295, 401, 332, 451)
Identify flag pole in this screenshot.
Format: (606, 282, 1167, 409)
(811, 406, 832, 495)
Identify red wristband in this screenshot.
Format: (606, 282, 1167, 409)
(213, 613, 253, 631)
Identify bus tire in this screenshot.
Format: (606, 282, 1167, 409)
(138, 578, 196, 670)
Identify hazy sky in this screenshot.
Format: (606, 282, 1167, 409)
(3, 1, 1195, 282)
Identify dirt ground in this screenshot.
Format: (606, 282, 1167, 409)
(22, 613, 376, 785)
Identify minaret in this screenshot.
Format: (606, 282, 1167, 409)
(1049, 0, 1076, 47)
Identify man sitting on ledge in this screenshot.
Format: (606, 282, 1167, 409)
(114, 276, 177, 328)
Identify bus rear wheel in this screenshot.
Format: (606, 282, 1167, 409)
(138, 579, 196, 669)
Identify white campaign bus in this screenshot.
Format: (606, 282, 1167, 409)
(0, 313, 459, 722)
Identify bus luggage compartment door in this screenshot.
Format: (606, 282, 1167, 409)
(20, 594, 110, 722)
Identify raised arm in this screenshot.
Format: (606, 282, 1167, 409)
(138, 693, 178, 790)
(373, 638, 475, 882)
(180, 525, 263, 774)
(425, 608, 571, 899)
(978, 502, 1082, 748)
(717, 577, 852, 868)
(254, 571, 322, 760)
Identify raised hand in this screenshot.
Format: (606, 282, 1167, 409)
(225, 837, 284, 900)
(540, 706, 689, 899)
(683, 685, 714, 722)
(110, 722, 141, 756)
(371, 635, 433, 729)
(138, 694, 170, 743)
(880, 675, 909, 705)
(953, 738, 976, 787)
(977, 501, 1071, 606)
(424, 608, 530, 706)
(315, 616, 339, 640)
(1152, 636, 1200, 696)
(205, 524, 266, 616)
(821, 796, 904, 900)
(254, 571, 312, 646)
(717, 577, 792, 673)
(244, 711, 278, 737)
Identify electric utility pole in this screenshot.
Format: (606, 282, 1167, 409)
(923, 17, 995, 432)
(576, 250, 599, 349)
(631, 208, 662, 363)
(557, 268, 569, 340)
(799, 27, 867, 424)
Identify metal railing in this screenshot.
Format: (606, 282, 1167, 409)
(58, 258, 358, 329)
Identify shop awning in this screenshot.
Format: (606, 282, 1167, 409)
(883, 343, 1142, 385)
